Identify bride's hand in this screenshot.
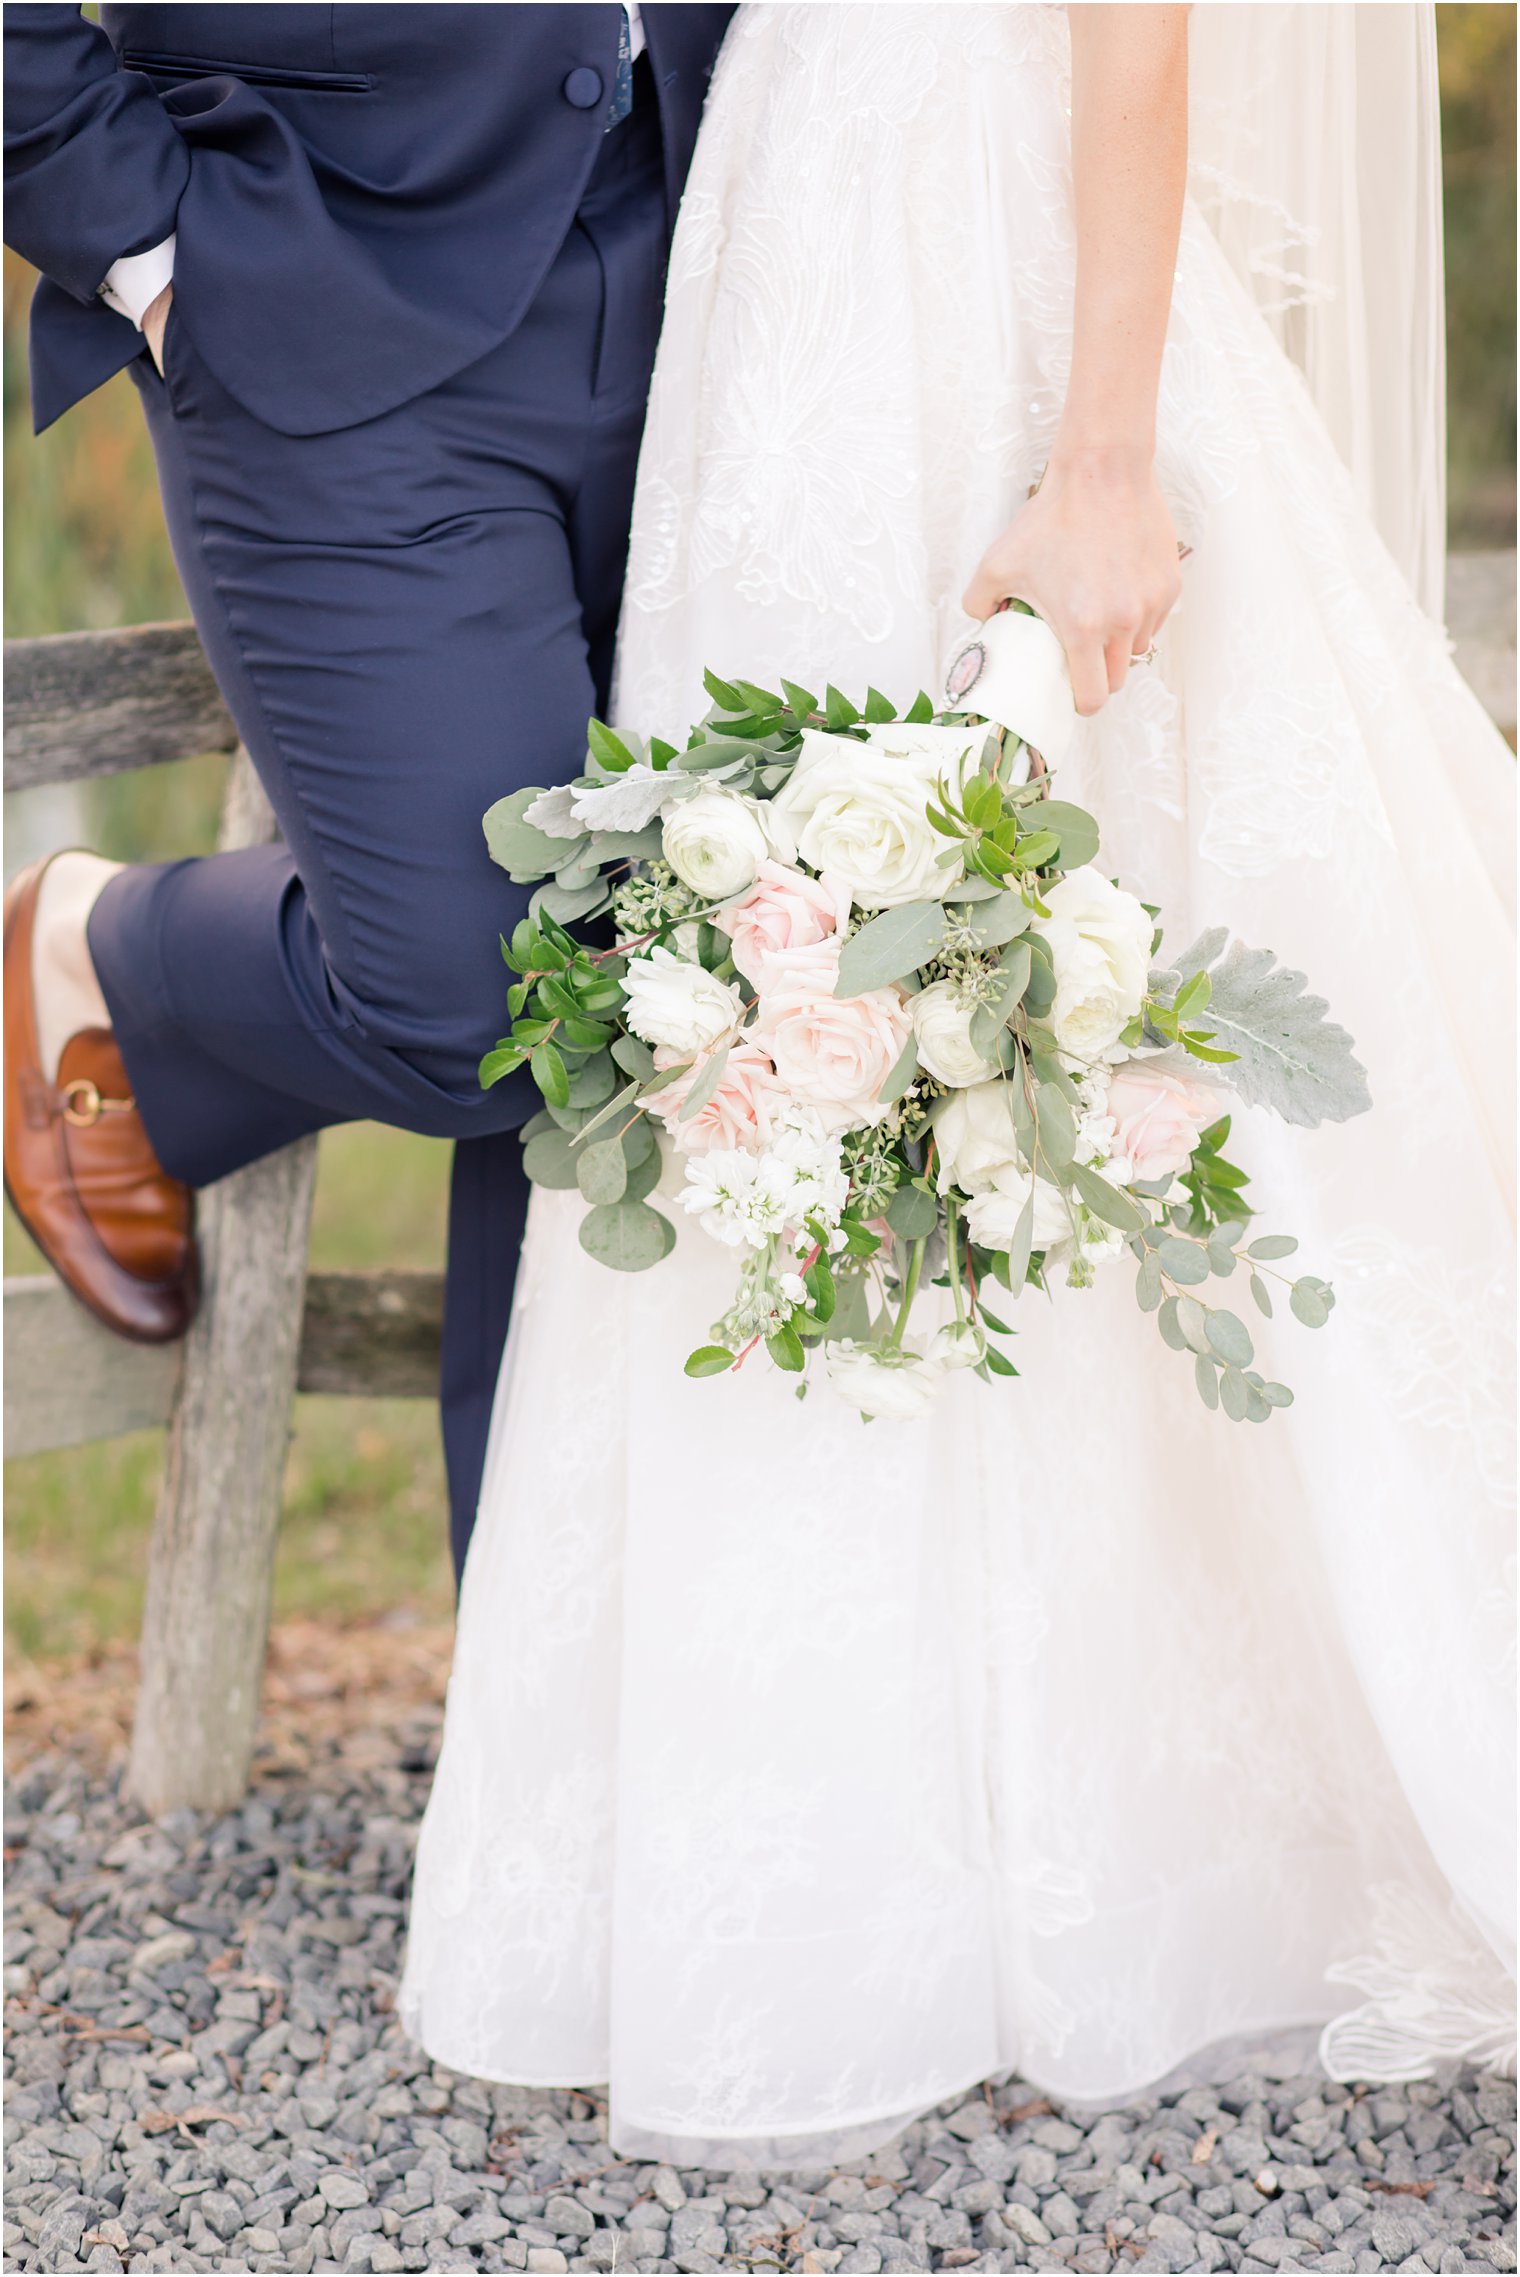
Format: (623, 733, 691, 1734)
(962, 448, 1182, 717)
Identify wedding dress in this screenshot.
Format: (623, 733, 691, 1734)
(400, 4, 1516, 2169)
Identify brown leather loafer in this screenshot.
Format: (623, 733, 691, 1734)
(4, 856, 199, 1343)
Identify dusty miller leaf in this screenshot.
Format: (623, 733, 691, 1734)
(1150, 929, 1371, 1128)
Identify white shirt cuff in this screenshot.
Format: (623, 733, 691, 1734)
(99, 233, 176, 328)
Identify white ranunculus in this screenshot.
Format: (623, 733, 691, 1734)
(661, 787, 769, 900)
(621, 946, 743, 1056)
(824, 1341, 943, 1422)
(911, 980, 1000, 1087)
(1029, 866, 1153, 1064)
(769, 723, 985, 908)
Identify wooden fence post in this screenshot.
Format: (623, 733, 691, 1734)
(126, 754, 320, 1815)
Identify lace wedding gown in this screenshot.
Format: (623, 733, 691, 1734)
(400, 5, 1516, 2168)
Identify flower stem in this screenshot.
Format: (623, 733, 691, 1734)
(888, 1236, 928, 1350)
(946, 1198, 966, 1327)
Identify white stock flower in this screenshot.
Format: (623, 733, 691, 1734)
(679, 1148, 797, 1251)
(911, 980, 1000, 1087)
(768, 723, 984, 908)
(778, 1271, 808, 1304)
(570, 763, 676, 834)
(767, 1108, 850, 1226)
(621, 946, 743, 1056)
(1029, 866, 1152, 1064)
(662, 787, 769, 899)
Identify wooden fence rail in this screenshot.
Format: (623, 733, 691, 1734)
(4, 560, 1515, 1810)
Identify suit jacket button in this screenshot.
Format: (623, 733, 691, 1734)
(563, 65, 605, 109)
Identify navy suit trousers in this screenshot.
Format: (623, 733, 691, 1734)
(87, 84, 669, 1578)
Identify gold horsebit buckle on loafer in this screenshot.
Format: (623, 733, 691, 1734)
(59, 1078, 137, 1128)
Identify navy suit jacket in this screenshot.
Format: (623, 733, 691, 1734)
(4, 2, 733, 434)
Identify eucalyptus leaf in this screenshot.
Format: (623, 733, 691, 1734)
(1159, 1235, 1210, 1286)
(1031, 799, 1101, 870)
(576, 1137, 629, 1205)
(1004, 1193, 1035, 1292)
(887, 1181, 938, 1241)
(1033, 1083, 1076, 1169)
(578, 1199, 677, 1272)
(530, 878, 609, 926)
(1219, 1365, 1251, 1421)
(963, 894, 1031, 951)
(621, 1144, 663, 1205)
(1205, 1309, 1254, 1367)
(1247, 1233, 1299, 1260)
(1248, 1272, 1274, 1318)
(1135, 1251, 1164, 1312)
(1290, 1281, 1332, 1328)
(876, 1033, 920, 1105)
(522, 1128, 581, 1189)
(1262, 1381, 1295, 1408)
(1175, 1294, 1211, 1354)
(483, 787, 573, 883)
(612, 1034, 656, 1082)
(1157, 1296, 1188, 1353)
(1068, 1159, 1147, 1232)
(1150, 929, 1371, 1127)
(678, 1042, 731, 1123)
(565, 1050, 617, 1109)
(1195, 1354, 1221, 1409)
(835, 900, 948, 996)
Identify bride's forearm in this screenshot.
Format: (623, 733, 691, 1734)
(1056, 4, 1190, 468)
(963, 5, 1188, 708)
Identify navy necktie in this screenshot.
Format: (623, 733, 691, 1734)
(606, 8, 635, 130)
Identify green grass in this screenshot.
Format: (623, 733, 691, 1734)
(4, 1124, 457, 1660)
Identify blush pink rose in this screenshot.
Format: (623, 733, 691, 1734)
(1103, 1062, 1219, 1181)
(715, 861, 851, 987)
(753, 971, 913, 1130)
(643, 1038, 791, 1155)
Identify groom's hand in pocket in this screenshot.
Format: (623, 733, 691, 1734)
(142, 283, 173, 377)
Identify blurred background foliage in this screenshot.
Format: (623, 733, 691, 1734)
(4, 4, 1516, 1657)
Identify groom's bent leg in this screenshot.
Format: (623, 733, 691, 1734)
(87, 362, 603, 1184)
(91, 95, 670, 1565)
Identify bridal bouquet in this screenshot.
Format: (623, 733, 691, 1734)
(480, 611, 1369, 1424)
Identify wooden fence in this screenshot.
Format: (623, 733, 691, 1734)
(4, 555, 1516, 1813)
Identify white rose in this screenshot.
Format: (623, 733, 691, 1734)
(769, 724, 984, 908)
(824, 1341, 943, 1422)
(1029, 866, 1153, 1064)
(621, 945, 743, 1056)
(910, 980, 1000, 1087)
(931, 1079, 1071, 1253)
(930, 1078, 1025, 1192)
(661, 788, 769, 900)
(962, 1165, 1072, 1254)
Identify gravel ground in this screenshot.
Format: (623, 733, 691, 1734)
(5, 1625, 1516, 2277)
